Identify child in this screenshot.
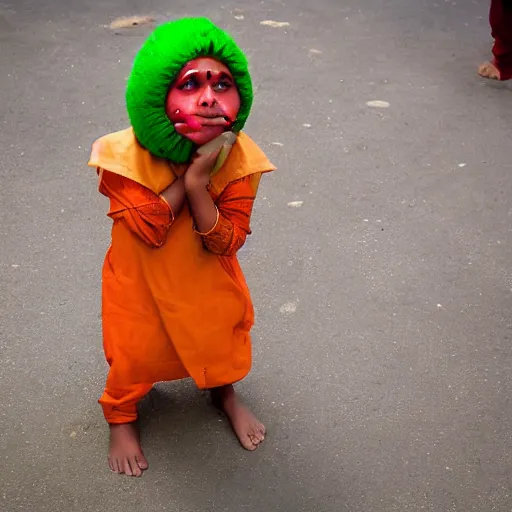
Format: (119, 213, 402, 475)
(88, 17, 276, 477)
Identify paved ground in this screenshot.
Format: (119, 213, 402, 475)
(1, 0, 511, 510)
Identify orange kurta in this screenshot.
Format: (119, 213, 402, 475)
(88, 128, 275, 424)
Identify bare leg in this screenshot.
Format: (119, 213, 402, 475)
(108, 423, 149, 477)
(211, 385, 266, 451)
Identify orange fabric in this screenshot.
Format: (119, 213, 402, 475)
(89, 127, 273, 196)
(89, 129, 175, 194)
(99, 170, 174, 248)
(90, 129, 275, 424)
(200, 177, 257, 255)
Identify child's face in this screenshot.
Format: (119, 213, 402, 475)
(166, 57, 241, 146)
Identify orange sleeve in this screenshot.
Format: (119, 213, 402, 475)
(199, 175, 257, 256)
(98, 169, 174, 248)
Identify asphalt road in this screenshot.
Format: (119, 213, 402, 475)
(1, 0, 511, 511)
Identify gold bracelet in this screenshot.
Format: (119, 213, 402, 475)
(194, 206, 220, 236)
(159, 193, 171, 209)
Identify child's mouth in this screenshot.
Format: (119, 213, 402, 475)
(174, 111, 231, 132)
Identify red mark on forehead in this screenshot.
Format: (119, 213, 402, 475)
(174, 69, 235, 90)
(176, 58, 234, 82)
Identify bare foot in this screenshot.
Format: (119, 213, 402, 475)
(212, 385, 266, 451)
(108, 423, 148, 477)
(478, 61, 501, 80)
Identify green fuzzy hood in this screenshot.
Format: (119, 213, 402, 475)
(126, 17, 253, 163)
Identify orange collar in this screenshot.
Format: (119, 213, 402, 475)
(88, 127, 275, 194)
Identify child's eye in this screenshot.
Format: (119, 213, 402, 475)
(213, 81, 231, 92)
(178, 79, 197, 91)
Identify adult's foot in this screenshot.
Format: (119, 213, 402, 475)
(108, 423, 148, 477)
(212, 385, 266, 451)
(478, 61, 501, 80)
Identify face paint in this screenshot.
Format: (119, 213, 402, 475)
(166, 57, 241, 146)
(173, 110, 203, 131)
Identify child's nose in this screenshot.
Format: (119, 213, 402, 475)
(198, 86, 216, 107)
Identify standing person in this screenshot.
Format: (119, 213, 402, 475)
(478, 0, 512, 80)
(88, 17, 276, 477)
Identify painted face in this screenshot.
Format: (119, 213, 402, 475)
(166, 57, 241, 146)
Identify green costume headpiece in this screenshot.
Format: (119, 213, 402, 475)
(126, 17, 253, 163)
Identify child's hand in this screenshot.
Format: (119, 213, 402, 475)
(184, 148, 222, 190)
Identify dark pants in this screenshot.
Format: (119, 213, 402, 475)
(490, 0, 512, 79)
